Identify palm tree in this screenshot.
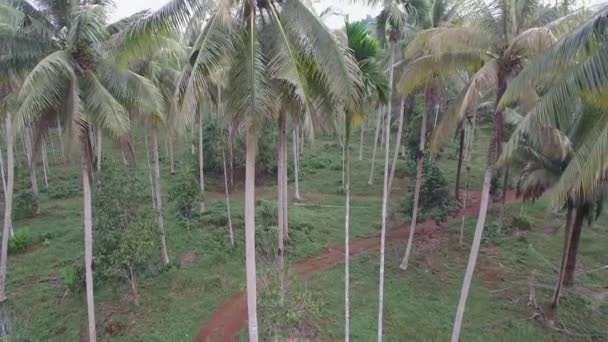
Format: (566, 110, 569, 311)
(373, 0, 430, 339)
(395, 0, 579, 338)
(341, 19, 387, 340)
(1, 2, 164, 340)
(164, 1, 362, 339)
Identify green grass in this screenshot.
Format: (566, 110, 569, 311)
(2, 124, 607, 341)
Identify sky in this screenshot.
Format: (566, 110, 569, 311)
(110, 0, 381, 29)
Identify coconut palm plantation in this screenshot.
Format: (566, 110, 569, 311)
(0, 0, 606, 341)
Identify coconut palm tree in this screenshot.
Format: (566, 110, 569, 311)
(393, 0, 582, 338)
(160, 1, 362, 339)
(340, 19, 388, 340)
(0, 2, 164, 340)
(372, 0, 430, 339)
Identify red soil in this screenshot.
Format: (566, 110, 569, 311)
(195, 190, 518, 341)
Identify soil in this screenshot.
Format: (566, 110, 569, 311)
(195, 190, 519, 341)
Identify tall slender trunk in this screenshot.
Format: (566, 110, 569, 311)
(198, 108, 205, 212)
(96, 130, 102, 171)
(388, 97, 406, 192)
(41, 137, 49, 189)
(0, 136, 7, 198)
(168, 138, 175, 175)
(22, 127, 38, 196)
(459, 108, 478, 246)
(551, 204, 574, 308)
(48, 129, 56, 163)
(497, 163, 510, 232)
(128, 265, 139, 306)
(563, 205, 586, 287)
(228, 125, 235, 188)
(282, 127, 289, 241)
(377, 41, 395, 342)
(222, 144, 234, 247)
(151, 127, 170, 265)
(368, 106, 383, 185)
(450, 70, 506, 342)
(293, 127, 301, 202)
(300, 124, 304, 156)
(399, 95, 428, 271)
(344, 119, 352, 342)
(341, 136, 346, 187)
(0, 114, 14, 302)
(454, 129, 465, 201)
(144, 127, 157, 211)
(277, 112, 287, 305)
(380, 108, 386, 153)
(244, 131, 259, 342)
(358, 124, 364, 161)
(57, 116, 64, 158)
(80, 143, 97, 342)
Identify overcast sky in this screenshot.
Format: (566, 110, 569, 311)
(110, 0, 381, 29)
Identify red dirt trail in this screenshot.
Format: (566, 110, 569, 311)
(195, 191, 518, 342)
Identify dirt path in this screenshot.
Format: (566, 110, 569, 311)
(195, 191, 518, 341)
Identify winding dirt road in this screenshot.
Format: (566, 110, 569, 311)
(195, 191, 518, 341)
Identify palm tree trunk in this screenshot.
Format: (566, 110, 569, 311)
(168, 138, 175, 175)
(459, 108, 478, 246)
(344, 118, 352, 342)
(41, 137, 49, 189)
(399, 95, 428, 271)
(228, 125, 235, 188)
(151, 127, 170, 265)
(388, 97, 406, 192)
(454, 129, 465, 201)
(96, 130, 102, 171)
(563, 205, 587, 287)
(80, 143, 97, 342)
(57, 116, 64, 159)
(222, 143, 234, 247)
(198, 108, 205, 212)
(22, 127, 38, 196)
(244, 130, 259, 342)
(0, 114, 14, 302)
(293, 127, 301, 202)
(300, 124, 304, 156)
(451, 70, 506, 342)
(144, 127, 157, 211)
(368, 106, 383, 185)
(377, 41, 395, 342)
(277, 112, 287, 305)
(0, 136, 7, 198)
(551, 204, 574, 309)
(497, 163, 510, 232)
(359, 124, 365, 161)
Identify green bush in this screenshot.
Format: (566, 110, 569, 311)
(401, 159, 456, 222)
(258, 270, 321, 341)
(93, 160, 159, 284)
(395, 159, 417, 178)
(14, 191, 39, 219)
(47, 181, 80, 199)
(169, 165, 201, 225)
(8, 230, 34, 254)
(61, 264, 85, 291)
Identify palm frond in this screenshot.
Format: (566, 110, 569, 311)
(81, 71, 130, 137)
(431, 58, 498, 151)
(397, 51, 484, 96)
(505, 27, 557, 59)
(16, 50, 74, 128)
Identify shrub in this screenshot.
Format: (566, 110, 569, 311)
(61, 264, 85, 291)
(8, 230, 34, 254)
(401, 159, 456, 222)
(258, 270, 321, 341)
(14, 191, 39, 219)
(93, 160, 159, 289)
(169, 165, 201, 225)
(47, 181, 80, 199)
(395, 159, 417, 178)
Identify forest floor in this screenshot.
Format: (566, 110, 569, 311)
(2, 124, 607, 341)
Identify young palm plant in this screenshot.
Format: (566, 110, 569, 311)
(1, 2, 164, 341)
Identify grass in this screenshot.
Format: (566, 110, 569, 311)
(2, 122, 606, 341)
